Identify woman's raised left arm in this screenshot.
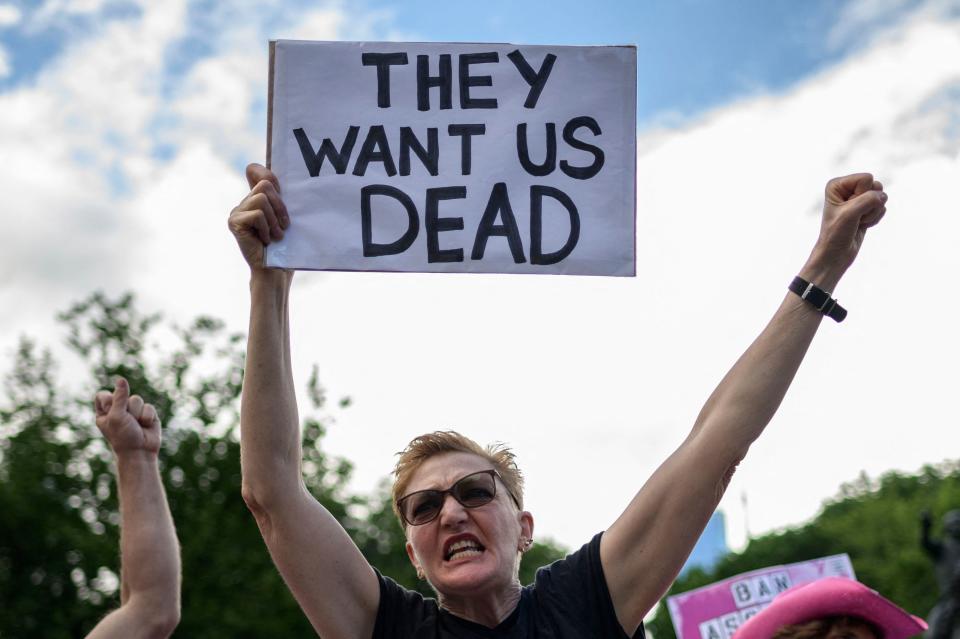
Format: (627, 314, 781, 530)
(600, 173, 888, 636)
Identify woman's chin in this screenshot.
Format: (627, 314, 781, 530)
(433, 555, 500, 593)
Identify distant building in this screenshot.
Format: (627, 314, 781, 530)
(681, 511, 729, 576)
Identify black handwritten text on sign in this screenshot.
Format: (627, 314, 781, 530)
(267, 41, 636, 276)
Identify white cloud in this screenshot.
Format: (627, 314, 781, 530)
(284, 7, 344, 40)
(0, 2, 361, 339)
(164, 7, 350, 165)
(25, 0, 130, 33)
(0, 46, 9, 77)
(38, 0, 112, 15)
(34, 0, 114, 21)
(0, 4, 21, 27)
(0, 0, 190, 341)
(166, 50, 265, 161)
(828, 0, 960, 52)
(827, 0, 916, 50)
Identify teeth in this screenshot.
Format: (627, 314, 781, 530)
(446, 539, 484, 559)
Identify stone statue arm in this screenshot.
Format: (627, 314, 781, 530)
(922, 510, 943, 559)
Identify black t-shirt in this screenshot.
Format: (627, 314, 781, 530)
(372, 532, 645, 638)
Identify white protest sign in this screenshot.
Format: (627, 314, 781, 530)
(266, 40, 636, 276)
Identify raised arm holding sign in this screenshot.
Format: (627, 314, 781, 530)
(229, 39, 889, 639)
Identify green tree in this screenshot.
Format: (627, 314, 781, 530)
(646, 462, 960, 639)
(0, 291, 566, 637)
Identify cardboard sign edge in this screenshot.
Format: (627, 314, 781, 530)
(266, 40, 276, 169)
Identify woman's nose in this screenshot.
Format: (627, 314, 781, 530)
(437, 493, 468, 526)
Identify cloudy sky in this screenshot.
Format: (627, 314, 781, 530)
(2, 0, 959, 558)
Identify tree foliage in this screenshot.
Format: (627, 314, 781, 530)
(646, 463, 960, 639)
(0, 292, 566, 637)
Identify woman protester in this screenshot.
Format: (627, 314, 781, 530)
(229, 163, 888, 638)
(733, 577, 927, 639)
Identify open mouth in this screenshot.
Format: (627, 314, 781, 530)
(444, 536, 486, 561)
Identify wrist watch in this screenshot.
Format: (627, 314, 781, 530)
(789, 276, 847, 322)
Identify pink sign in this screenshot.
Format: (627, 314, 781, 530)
(666, 554, 856, 639)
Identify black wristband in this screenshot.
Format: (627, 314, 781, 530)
(789, 276, 847, 322)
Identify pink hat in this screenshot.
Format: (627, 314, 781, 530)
(733, 577, 927, 639)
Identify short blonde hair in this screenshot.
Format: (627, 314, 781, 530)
(392, 431, 525, 528)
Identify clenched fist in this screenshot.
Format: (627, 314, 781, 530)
(800, 172, 888, 292)
(816, 173, 887, 270)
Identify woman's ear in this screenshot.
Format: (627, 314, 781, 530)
(518, 511, 535, 551)
(405, 540, 424, 579)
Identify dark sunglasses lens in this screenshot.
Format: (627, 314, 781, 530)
(404, 492, 443, 525)
(454, 472, 496, 507)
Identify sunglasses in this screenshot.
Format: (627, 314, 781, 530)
(396, 469, 520, 527)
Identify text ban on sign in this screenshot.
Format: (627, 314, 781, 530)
(666, 555, 856, 639)
(266, 40, 637, 276)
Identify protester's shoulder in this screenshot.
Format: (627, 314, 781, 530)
(534, 532, 604, 586)
(373, 569, 440, 639)
(529, 533, 643, 638)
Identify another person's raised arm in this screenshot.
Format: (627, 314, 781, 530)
(229, 164, 379, 638)
(601, 173, 888, 634)
(86, 379, 180, 639)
